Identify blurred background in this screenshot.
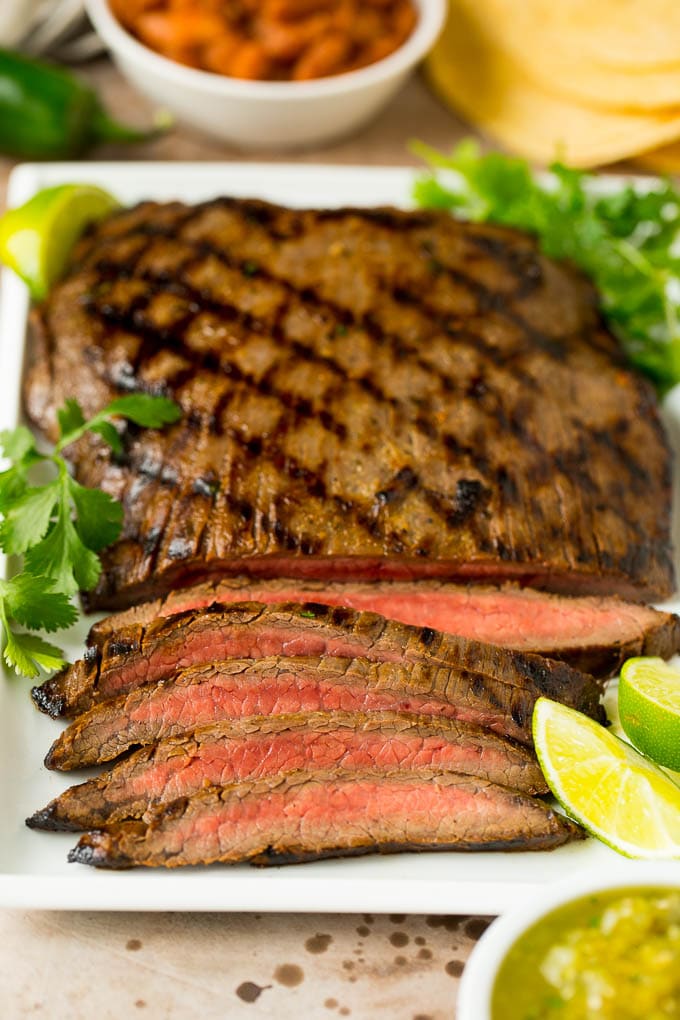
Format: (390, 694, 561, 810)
(3, 0, 680, 191)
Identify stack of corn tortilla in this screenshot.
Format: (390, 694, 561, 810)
(426, 0, 680, 168)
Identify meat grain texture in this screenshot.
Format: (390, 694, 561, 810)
(68, 770, 583, 869)
(34, 602, 605, 737)
(29, 710, 548, 831)
(87, 577, 680, 679)
(24, 199, 675, 609)
(42, 650, 600, 770)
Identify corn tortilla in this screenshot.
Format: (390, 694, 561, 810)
(426, 5, 680, 167)
(457, 0, 680, 110)
(479, 0, 680, 73)
(635, 141, 680, 173)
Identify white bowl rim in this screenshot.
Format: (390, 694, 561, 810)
(457, 862, 680, 1020)
(86, 0, 446, 100)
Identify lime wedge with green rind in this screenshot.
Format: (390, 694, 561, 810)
(533, 697, 680, 859)
(0, 184, 120, 301)
(619, 657, 680, 771)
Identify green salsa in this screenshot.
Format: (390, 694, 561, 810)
(492, 888, 680, 1020)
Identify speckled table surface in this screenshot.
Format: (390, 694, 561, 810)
(0, 59, 487, 1020)
(0, 909, 490, 1019)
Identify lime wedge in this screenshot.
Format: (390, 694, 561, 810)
(0, 184, 120, 301)
(533, 697, 680, 859)
(619, 656, 680, 771)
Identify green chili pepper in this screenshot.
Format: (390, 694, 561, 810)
(0, 48, 162, 159)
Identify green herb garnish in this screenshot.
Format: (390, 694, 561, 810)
(0, 573, 76, 677)
(412, 139, 680, 391)
(0, 394, 181, 677)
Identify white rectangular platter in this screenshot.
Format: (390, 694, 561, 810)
(0, 162, 677, 913)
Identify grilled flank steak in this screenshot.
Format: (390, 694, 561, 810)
(87, 577, 680, 680)
(68, 770, 583, 869)
(34, 602, 604, 738)
(42, 654, 584, 770)
(28, 710, 548, 831)
(24, 198, 674, 609)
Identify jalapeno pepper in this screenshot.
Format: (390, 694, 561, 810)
(0, 48, 160, 159)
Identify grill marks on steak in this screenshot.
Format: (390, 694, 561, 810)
(24, 199, 674, 607)
(25, 196, 662, 868)
(87, 577, 680, 680)
(33, 602, 604, 735)
(29, 710, 548, 831)
(67, 770, 583, 869)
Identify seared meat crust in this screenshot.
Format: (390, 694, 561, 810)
(68, 769, 584, 869)
(24, 199, 674, 607)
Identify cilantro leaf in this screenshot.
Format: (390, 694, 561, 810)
(0, 574, 77, 632)
(0, 393, 179, 678)
(57, 398, 86, 442)
(0, 480, 60, 555)
(0, 426, 43, 510)
(68, 478, 123, 552)
(55, 393, 181, 454)
(412, 140, 680, 391)
(89, 420, 124, 455)
(412, 176, 469, 211)
(0, 425, 37, 463)
(0, 464, 30, 510)
(3, 629, 65, 678)
(25, 511, 101, 595)
(101, 394, 182, 428)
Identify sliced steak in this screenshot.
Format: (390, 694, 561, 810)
(44, 652, 603, 771)
(67, 769, 583, 869)
(33, 602, 603, 725)
(29, 710, 548, 831)
(25, 199, 674, 609)
(88, 577, 680, 680)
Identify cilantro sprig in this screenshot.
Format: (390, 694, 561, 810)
(0, 394, 181, 677)
(412, 140, 680, 391)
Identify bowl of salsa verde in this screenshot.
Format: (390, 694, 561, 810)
(457, 866, 680, 1020)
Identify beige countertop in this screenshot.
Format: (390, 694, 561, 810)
(0, 58, 471, 205)
(0, 59, 489, 1020)
(0, 908, 489, 1019)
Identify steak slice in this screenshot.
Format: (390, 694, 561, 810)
(44, 652, 602, 771)
(25, 198, 674, 609)
(67, 770, 583, 869)
(33, 602, 603, 725)
(87, 577, 680, 680)
(29, 710, 548, 831)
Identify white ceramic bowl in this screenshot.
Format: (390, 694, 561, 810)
(0, 0, 36, 47)
(85, 0, 446, 150)
(457, 863, 680, 1020)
